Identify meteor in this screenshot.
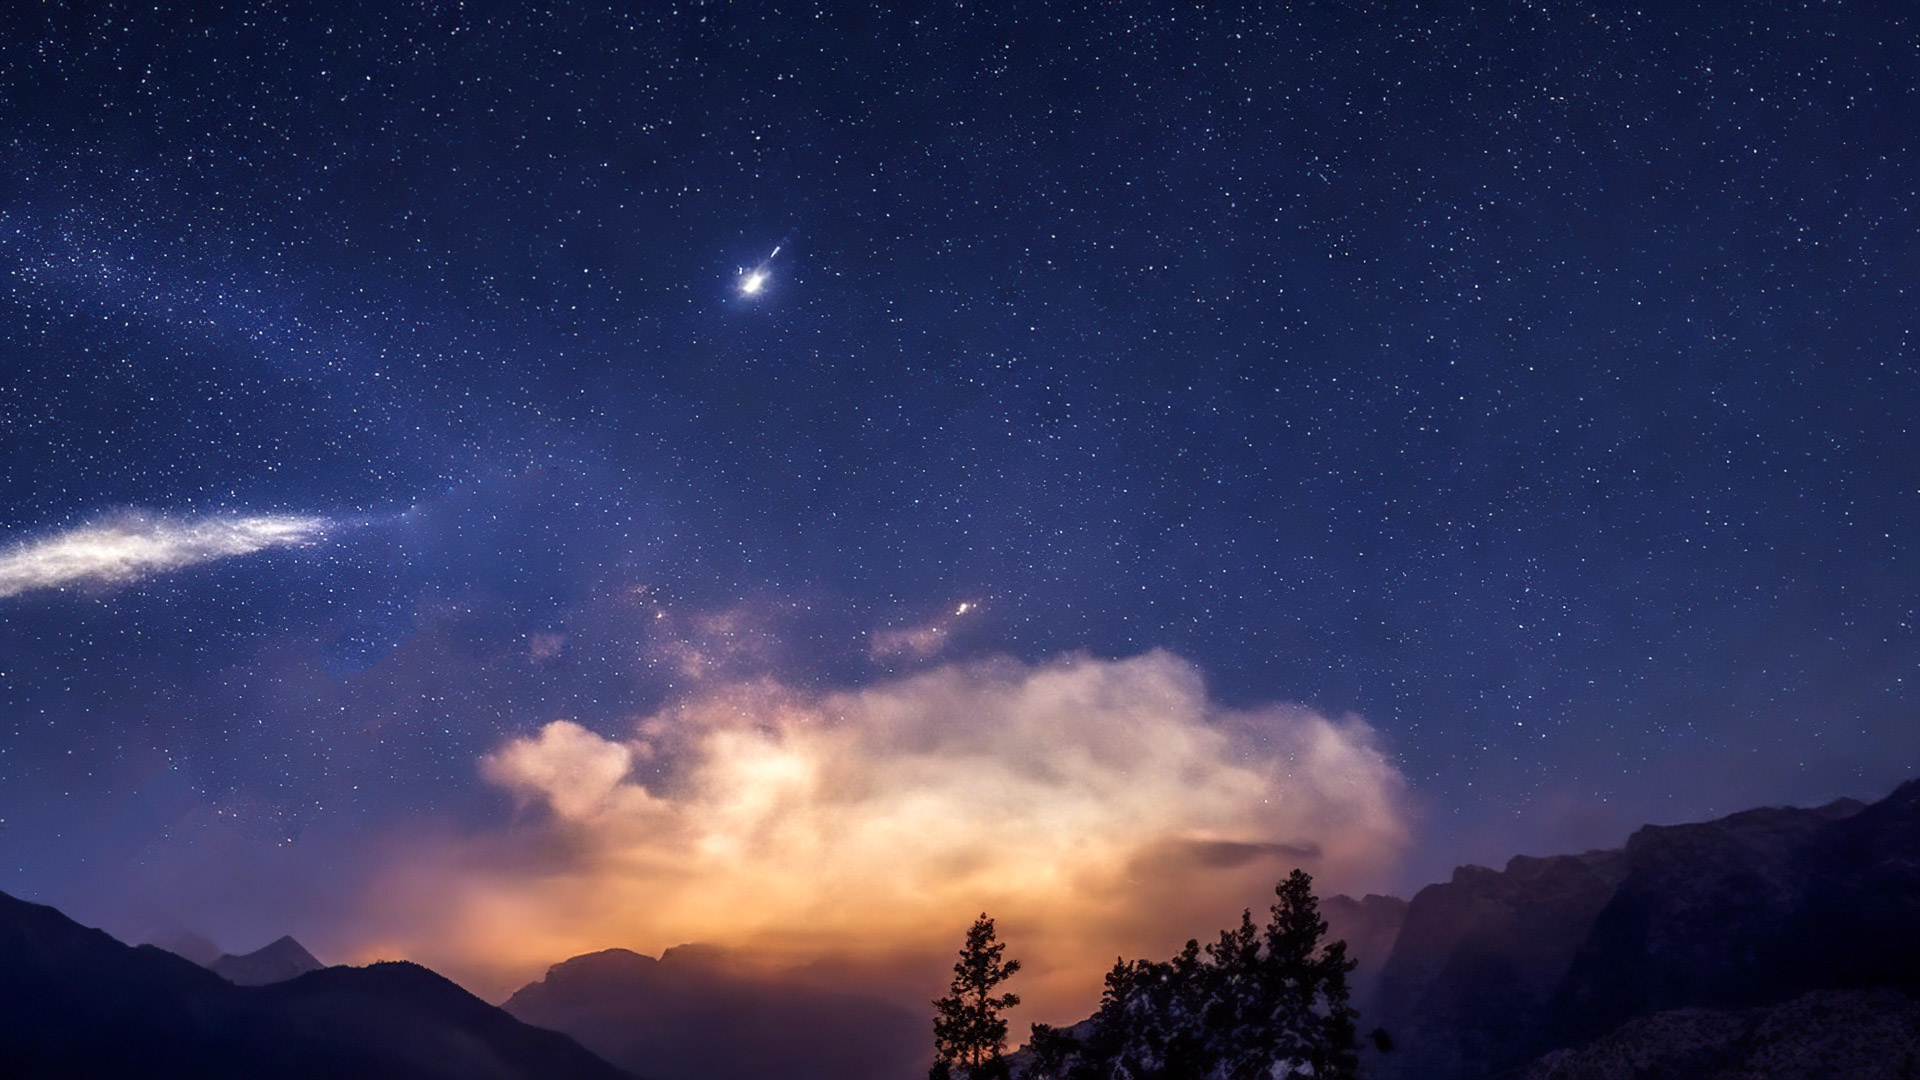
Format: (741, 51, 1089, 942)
(737, 246, 781, 296)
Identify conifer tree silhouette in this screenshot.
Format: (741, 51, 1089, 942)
(1024, 870, 1358, 1080)
(931, 913, 1022, 1080)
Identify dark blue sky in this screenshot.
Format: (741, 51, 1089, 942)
(0, 1, 1915, 953)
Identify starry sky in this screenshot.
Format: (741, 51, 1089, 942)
(0, 0, 1916, 1010)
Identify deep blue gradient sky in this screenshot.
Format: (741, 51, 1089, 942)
(1, 2, 1916, 956)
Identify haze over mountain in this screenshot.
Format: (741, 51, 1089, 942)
(503, 945, 926, 1080)
(1319, 892, 1409, 1015)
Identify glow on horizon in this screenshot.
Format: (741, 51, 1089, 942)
(360, 650, 1410, 1020)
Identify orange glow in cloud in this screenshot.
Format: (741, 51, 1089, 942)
(362, 650, 1409, 1019)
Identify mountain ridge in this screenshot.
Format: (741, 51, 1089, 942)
(0, 888, 633, 1080)
(210, 933, 326, 985)
(1367, 780, 1920, 1080)
(503, 944, 926, 1080)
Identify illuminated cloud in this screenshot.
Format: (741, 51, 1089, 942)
(0, 511, 328, 599)
(367, 650, 1410, 1020)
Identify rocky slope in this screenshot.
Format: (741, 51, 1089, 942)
(1368, 781, 1920, 1080)
(1365, 847, 1630, 1078)
(1521, 987, 1920, 1080)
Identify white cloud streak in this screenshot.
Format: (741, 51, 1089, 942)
(0, 512, 328, 598)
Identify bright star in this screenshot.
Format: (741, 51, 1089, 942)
(736, 245, 781, 297)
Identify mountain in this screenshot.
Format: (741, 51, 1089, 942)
(503, 945, 927, 1080)
(1368, 780, 1920, 1080)
(1365, 847, 1631, 1078)
(148, 929, 225, 967)
(1320, 891, 1409, 1014)
(210, 933, 327, 986)
(0, 888, 633, 1080)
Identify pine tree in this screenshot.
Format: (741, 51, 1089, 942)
(932, 913, 1022, 1080)
(1036, 869, 1359, 1080)
(1261, 869, 1359, 1080)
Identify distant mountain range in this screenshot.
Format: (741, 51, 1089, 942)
(0, 889, 632, 1079)
(4, 778, 1915, 1079)
(146, 927, 327, 985)
(502, 944, 927, 1080)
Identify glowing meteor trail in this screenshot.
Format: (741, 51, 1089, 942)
(737, 246, 782, 296)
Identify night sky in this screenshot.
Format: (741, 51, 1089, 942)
(1, 0, 1916, 1012)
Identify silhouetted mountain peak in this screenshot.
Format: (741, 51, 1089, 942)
(1884, 777, 1920, 806)
(0, 888, 631, 1079)
(1620, 799, 1843, 866)
(1814, 795, 1868, 819)
(210, 934, 323, 986)
(550, 947, 657, 973)
(657, 942, 738, 970)
(533, 947, 669, 991)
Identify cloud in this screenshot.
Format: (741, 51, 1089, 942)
(365, 650, 1410, 1020)
(486, 719, 634, 820)
(0, 511, 327, 599)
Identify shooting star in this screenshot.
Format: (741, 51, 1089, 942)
(737, 245, 781, 296)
